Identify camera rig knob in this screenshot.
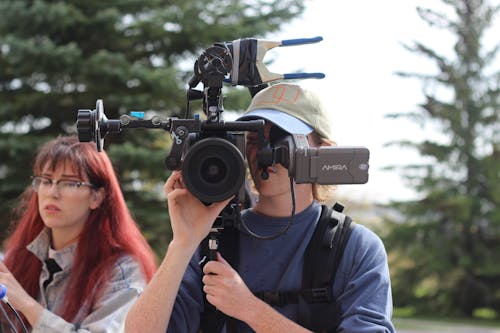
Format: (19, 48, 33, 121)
(76, 99, 105, 151)
(76, 99, 121, 152)
(76, 109, 93, 143)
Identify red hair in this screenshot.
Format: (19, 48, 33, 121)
(4, 135, 156, 322)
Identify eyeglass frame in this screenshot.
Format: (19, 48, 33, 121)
(31, 175, 97, 194)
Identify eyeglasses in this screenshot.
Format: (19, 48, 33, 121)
(31, 176, 96, 195)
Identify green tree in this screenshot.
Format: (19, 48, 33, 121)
(0, 0, 305, 255)
(384, 0, 500, 317)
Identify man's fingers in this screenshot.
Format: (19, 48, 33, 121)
(164, 170, 184, 193)
(217, 252, 230, 265)
(209, 195, 235, 212)
(202, 251, 234, 277)
(203, 260, 223, 276)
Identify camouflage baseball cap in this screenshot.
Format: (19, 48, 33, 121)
(237, 83, 332, 139)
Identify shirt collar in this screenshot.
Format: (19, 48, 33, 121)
(27, 228, 77, 272)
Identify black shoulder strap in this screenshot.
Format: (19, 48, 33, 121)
(298, 203, 355, 332)
(254, 203, 355, 332)
(199, 226, 240, 333)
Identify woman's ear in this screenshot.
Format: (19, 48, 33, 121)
(90, 187, 105, 210)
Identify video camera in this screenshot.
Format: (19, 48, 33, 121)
(76, 37, 369, 204)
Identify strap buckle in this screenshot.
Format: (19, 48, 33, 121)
(303, 287, 332, 303)
(261, 291, 280, 305)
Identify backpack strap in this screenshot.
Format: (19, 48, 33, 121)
(199, 226, 240, 333)
(254, 203, 355, 332)
(298, 203, 354, 332)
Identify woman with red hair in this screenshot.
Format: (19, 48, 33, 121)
(0, 135, 156, 332)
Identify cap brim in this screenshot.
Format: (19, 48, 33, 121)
(237, 109, 313, 135)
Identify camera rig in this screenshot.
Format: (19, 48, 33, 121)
(77, 37, 332, 202)
(76, 36, 369, 252)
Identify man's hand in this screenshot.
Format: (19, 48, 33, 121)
(202, 253, 259, 320)
(164, 170, 233, 249)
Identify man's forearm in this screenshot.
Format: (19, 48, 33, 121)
(243, 297, 312, 333)
(124, 241, 197, 333)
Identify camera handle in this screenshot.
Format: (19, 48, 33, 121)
(207, 230, 221, 262)
(206, 201, 241, 261)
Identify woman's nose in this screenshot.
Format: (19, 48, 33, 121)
(46, 182, 62, 197)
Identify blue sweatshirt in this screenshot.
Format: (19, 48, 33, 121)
(167, 201, 395, 332)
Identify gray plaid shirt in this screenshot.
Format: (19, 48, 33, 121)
(22, 228, 146, 333)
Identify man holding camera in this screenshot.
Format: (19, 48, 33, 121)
(125, 83, 395, 333)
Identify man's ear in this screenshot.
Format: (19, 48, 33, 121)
(318, 140, 334, 147)
(307, 133, 335, 148)
(90, 187, 105, 210)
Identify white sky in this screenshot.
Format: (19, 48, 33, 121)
(264, 1, 458, 203)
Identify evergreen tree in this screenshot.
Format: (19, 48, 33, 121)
(0, 0, 305, 255)
(384, 0, 500, 317)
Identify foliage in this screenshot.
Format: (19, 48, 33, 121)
(0, 0, 305, 255)
(383, 0, 500, 317)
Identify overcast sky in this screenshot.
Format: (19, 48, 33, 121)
(263, 1, 463, 203)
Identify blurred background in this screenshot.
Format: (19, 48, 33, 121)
(0, 1, 499, 331)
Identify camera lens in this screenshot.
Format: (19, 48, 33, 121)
(182, 137, 245, 203)
(200, 157, 227, 184)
